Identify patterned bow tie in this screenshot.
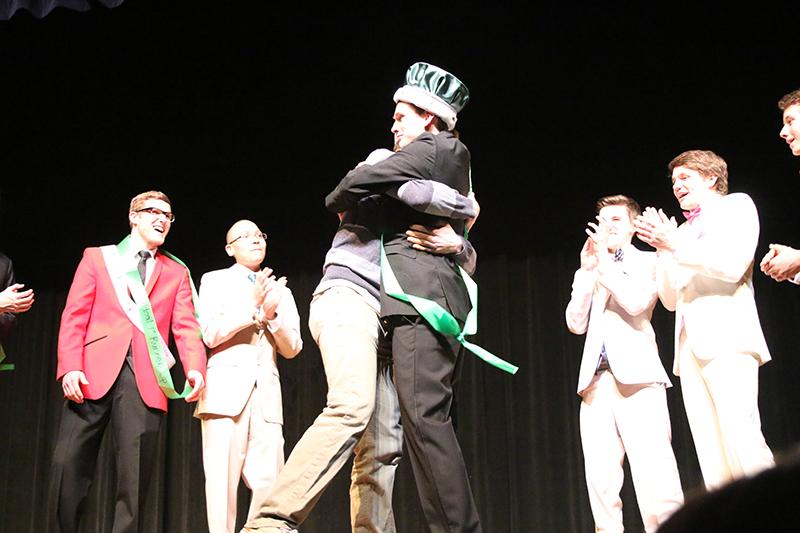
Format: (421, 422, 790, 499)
(613, 248, 624, 262)
(683, 206, 702, 223)
(247, 273, 256, 284)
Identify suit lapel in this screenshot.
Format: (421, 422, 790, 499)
(593, 283, 610, 314)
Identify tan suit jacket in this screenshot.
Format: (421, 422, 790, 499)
(566, 245, 671, 396)
(657, 193, 770, 375)
(195, 263, 302, 424)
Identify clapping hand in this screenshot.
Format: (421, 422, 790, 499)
(0, 283, 34, 314)
(634, 207, 678, 251)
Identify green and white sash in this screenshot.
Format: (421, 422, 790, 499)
(100, 236, 201, 399)
(380, 240, 518, 375)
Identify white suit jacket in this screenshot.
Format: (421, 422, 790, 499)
(195, 264, 302, 423)
(657, 193, 770, 375)
(566, 245, 671, 396)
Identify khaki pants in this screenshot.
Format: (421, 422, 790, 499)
(246, 285, 402, 532)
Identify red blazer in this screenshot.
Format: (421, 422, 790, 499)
(57, 247, 207, 411)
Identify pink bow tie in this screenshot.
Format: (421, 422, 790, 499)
(683, 206, 702, 223)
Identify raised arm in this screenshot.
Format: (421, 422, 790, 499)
(672, 194, 759, 283)
(655, 252, 678, 312)
(565, 239, 600, 335)
(596, 252, 658, 317)
(0, 256, 18, 338)
(263, 287, 302, 359)
(393, 180, 476, 219)
(325, 135, 435, 213)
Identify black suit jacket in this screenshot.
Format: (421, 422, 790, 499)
(0, 252, 17, 340)
(326, 132, 472, 321)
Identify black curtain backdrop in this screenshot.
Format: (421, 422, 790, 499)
(1, 2, 800, 532)
(0, 0, 124, 21)
(1, 257, 799, 532)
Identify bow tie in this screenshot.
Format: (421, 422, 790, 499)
(682, 206, 702, 223)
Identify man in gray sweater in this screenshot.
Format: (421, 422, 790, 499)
(243, 149, 478, 533)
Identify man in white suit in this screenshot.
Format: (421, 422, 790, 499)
(635, 150, 774, 490)
(760, 88, 800, 283)
(566, 194, 683, 533)
(196, 219, 302, 533)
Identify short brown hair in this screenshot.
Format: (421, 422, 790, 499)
(407, 102, 449, 132)
(595, 194, 641, 219)
(129, 191, 172, 227)
(778, 89, 800, 111)
(668, 150, 728, 195)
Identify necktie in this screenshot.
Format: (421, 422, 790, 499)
(596, 343, 610, 373)
(137, 250, 150, 284)
(613, 248, 624, 262)
(127, 250, 150, 371)
(683, 206, 702, 224)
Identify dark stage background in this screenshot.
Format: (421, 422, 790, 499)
(1, 2, 799, 532)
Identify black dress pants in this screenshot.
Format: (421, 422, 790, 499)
(48, 363, 163, 533)
(386, 315, 482, 533)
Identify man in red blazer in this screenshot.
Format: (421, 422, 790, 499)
(48, 190, 207, 533)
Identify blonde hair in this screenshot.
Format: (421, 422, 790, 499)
(128, 191, 172, 227)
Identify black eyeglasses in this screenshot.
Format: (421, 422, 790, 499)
(227, 232, 268, 245)
(136, 207, 175, 222)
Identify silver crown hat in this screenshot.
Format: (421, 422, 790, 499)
(392, 62, 470, 131)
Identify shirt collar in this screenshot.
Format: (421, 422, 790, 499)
(231, 262, 259, 277)
(127, 234, 158, 258)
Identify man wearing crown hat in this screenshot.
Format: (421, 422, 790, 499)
(241, 63, 480, 533)
(323, 61, 482, 533)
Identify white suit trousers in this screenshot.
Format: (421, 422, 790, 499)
(678, 334, 774, 490)
(201, 389, 285, 533)
(580, 371, 684, 533)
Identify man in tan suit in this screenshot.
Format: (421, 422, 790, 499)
(635, 150, 774, 490)
(566, 195, 683, 533)
(196, 219, 302, 533)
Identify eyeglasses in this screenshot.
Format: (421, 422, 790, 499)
(227, 232, 268, 245)
(136, 207, 175, 222)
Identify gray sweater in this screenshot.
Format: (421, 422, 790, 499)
(318, 179, 477, 304)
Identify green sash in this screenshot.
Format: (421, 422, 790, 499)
(0, 343, 13, 371)
(116, 236, 201, 399)
(380, 240, 518, 375)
